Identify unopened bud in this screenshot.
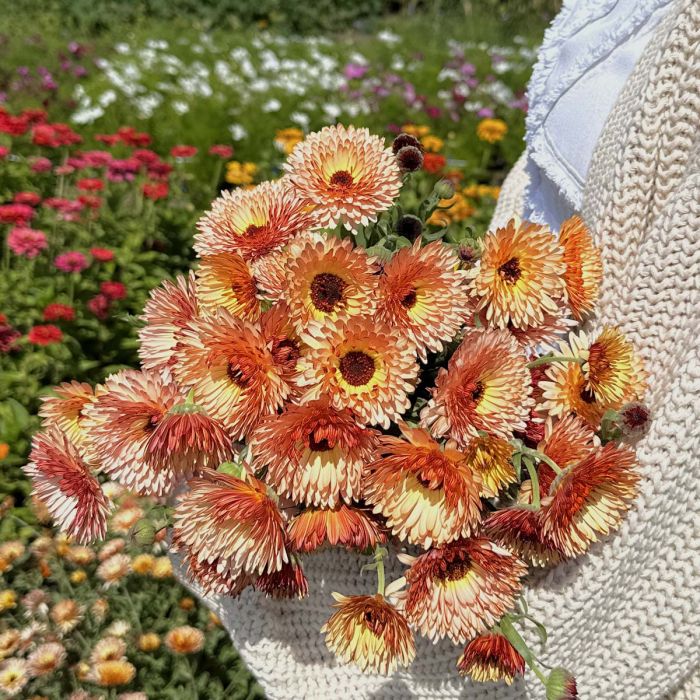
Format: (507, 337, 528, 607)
(619, 401, 651, 438)
(132, 519, 156, 547)
(546, 668, 578, 699)
(434, 179, 455, 199)
(392, 132, 423, 154)
(396, 145, 423, 172)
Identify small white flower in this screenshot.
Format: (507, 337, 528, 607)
(262, 98, 282, 112)
(290, 111, 310, 127)
(377, 29, 399, 45)
(115, 43, 130, 54)
(72, 106, 105, 125)
(98, 90, 117, 107)
(172, 100, 189, 115)
(229, 124, 248, 140)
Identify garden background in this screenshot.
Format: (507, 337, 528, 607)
(0, 1, 559, 697)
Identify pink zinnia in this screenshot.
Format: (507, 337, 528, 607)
(30, 157, 53, 173)
(90, 247, 114, 262)
(209, 144, 233, 158)
(54, 251, 88, 273)
(13, 191, 41, 206)
(0, 146, 9, 159)
(7, 227, 47, 258)
(0, 203, 35, 225)
(87, 294, 110, 320)
(100, 281, 126, 300)
(43, 304, 75, 322)
(170, 145, 197, 158)
(27, 325, 63, 345)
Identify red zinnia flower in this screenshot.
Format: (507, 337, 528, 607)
(142, 182, 169, 200)
(170, 145, 197, 159)
(422, 153, 447, 173)
(87, 294, 111, 320)
(100, 281, 127, 301)
(32, 123, 81, 148)
(43, 304, 75, 322)
(90, 247, 115, 262)
(209, 144, 234, 158)
(77, 178, 104, 192)
(28, 325, 63, 345)
(13, 192, 41, 206)
(0, 203, 35, 225)
(54, 252, 89, 273)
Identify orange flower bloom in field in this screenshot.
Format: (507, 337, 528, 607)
(195, 253, 260, 320)
(463, 433, 516, 498)
(287, 504, 386, 554)
(421, 328, 532, 443)
(541, 443, 639, 558)
(559, 215, 603, 321)
(285, 124, 401, 233)
(322, 593, 415, 675)
(89, 659, 136, 686)
(97, 554, 131, 587)
(476, 118, 508, 143)
(252, 398, 378, 508)
(39, 380, 97, 450)
(90, 636, 126, 663)
(299, 316, 419, 429)
(396, 538, 526, 644)
(457, 632, 525, 684)
(24, 428, 110, 545)
(165, 626, 204, 654)
(468, 218, 565, 329)
(195, 179, 314, 262)
(283, 235, 379, 331)
(138, 272, 199, 382)
(376, 239, 470, 362)
(364, 424, 482, 548)
(138, 633, 161, 652)
(50, 599, 83, 633)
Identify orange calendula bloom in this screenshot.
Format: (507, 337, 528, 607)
(364, 424, 482, 548)
(541, 443, 639, 558)
(322, 593, 415, 675)
(457, 632, 525, 684)
(164, 626, 204, 654)
(38, 380, 98, 450)
(506, 304, 576, 355)
(476, 118, 508, 144)
(468, 218, 565, 329)
(195, 253, 261, 320)
(174, 309, 295, 440)
(138, 272, 199, 382)
(559, 215, 603, 321)
(463, 433, 516, 498)
(376, 239, 470, 362)
(299, 316, 419, 429)
(284, 124, 401, 233)
(421, 328, 532, 443)
(396, 538, 527, 644)
(287, 503, 386, 554)
(252, 398, 378, 508)
(88, 659, 136, 686)
(23, 428, 110, 545)
(539, 414, 596, 471)
(255, 557, 309, 599)
(195, 179, 314, 262)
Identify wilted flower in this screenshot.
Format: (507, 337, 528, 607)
(457, 632, 525, 684)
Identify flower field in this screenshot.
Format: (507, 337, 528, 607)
(0, 4, 558, 697)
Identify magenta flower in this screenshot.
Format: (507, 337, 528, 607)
(7, 227, 47, 258)
(54, 251, 88, 273)
(343, 63, 369, 80)
(29, 157, 52, 173)
(477, 107, 495, 118)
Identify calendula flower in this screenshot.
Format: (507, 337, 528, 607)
(468, 218, 565, 329)
(174, 310, 294, 440)
(396, 538, 526, 643)
(24, 428, 110, 544)
(365, 424, 482, 548)
(298, 316, 419, 429)
(274, 127, 304, 154)
(0, 591, 16, 613)
(376, 240, 470, 361)
(88, 660, 136, 687)
(98, 538, 125, 562)
(104, 620, 130, 637)
(252, 398, 378, 507)
(138, 272, 199, 381)
(81, 369, 183, 497)
(539, 414, 596, 472)
(463, 434, 516, 498)
(255, 557, 309, 599)
(173, 472, 287, 593)
(283, 235, 379, 332)
(70, 570, 87, 584)
(195, 179, 314, 262)
(110, 505, 143, 534)
(97, 554, 131, 587)
(91, 637, 126, 664)
(322, 593, 415, 675)
(132, 554, 155, 575)
(506, 304, 575, 354)
(421, 328, 532, 443)
(457, 632, 525, 684)
(0, 542, 23, 563)
(224, 160, 257, 186)
(66, 545, 95, 566)
(138, 633, 160, 652)
(50, 599, 83, 633)
(0, 631, 20, 660)
(559, 215, 602, 321)
(476, 118, 508, 143)
(287, 504, 386, 553)
(39, 381, 98, 450)
(91, 599, 109, 622)
(284, 124, 401, 233)
(195, 253, 261, 320)
(259, 301, 305, 391)
(151, 557, 173, 579)
(541, 443, 639, 558)
(0, 658, 29, 697)
(164, 626, 204, 654)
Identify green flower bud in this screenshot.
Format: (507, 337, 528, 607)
(546, 668, 578, 699)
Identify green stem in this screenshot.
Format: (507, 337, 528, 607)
(375, 548, 385, 597)
(527, 355, 584, 369)
(523, 458, 540, 510)
(522, 447, 562, 476)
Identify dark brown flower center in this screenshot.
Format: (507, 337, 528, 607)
(435, 556, 472, 582)
(244, 223, 268, 239)
(271, 337, 300, 370)
(363, 607, 386, 636)
(329, 170, 354, 190)
(400, 288, 418, 309)
(144, 413, 162, 432)
(310, 273, 347, 313)
(470, 380, 485, 404)
(308, 433, 331, 452)
(579, 386, 597, 404)
(498, 256, 521, 284)
(339, 350, 375, 386)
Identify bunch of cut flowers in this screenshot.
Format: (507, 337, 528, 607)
(23, 124, 649, 697)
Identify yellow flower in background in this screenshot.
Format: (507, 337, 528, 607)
(89, 659, 136, 687)
(420, 135, 444, 153)
(274, 127, 304, 154)
(476, 118, 508, 143)
(179, 597, 195, 611)
(132, 553, 155, 575)
(138, 633, 161, 652)
(70, 570, 87, 584)
(151, 556, 173, 579)
(401, 123, 430, 138)
(225, 160, 258, 186)
(427, 192, 475, 227)
(0, 443, 8, 460)
(0, 591, 16, 612)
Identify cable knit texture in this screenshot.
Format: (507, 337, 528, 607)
(175, 2, 700, 697)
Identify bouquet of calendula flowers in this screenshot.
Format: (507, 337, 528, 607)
(24, 124, 649, 697)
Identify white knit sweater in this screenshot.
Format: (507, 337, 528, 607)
(176, 1, 700, 697)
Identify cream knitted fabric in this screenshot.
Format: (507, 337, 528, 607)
(175, 2, 700, 697)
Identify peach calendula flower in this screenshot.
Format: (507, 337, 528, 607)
(23, 428, 110, 545)
(50, 599, 83, 633)
(298, 316, 419, 429)
(66, 545, 95, 566)
(110, 505, 143, 534)
(97, 554, 131, 587)
(88, 659, 136, 687)
(395, 538, 527, 644)
(539, 360, 607, 426)
(98, 538, 126, 561)
(539, 414, 596, 471)
(173, 471, 287, 592)
(283, 235, 379, 332)
(252, 398, 378, 507)
(81, 369, 183, 497)
(468, 218, 565, 329)
(0, 631, 20, 660)
(284, 124, 401, 233)
(463, 434, 516, 498)
(138, 633, 161, 652)
(90, 636, 126, 663)
(0, 658, 29, 697)
(164, 626, 205, 654)
(255, 557, 309, 599)
(151, 557, 173, 579)
(541, 443, 639, 558)
(558, 215, 603, 321)
(506, 304, 576, 355)
(0, 541, 24, 563)
(195, 179, 314, 262)
(138, 271, 199, 382)
(259, 301, 305, 394)
(195, 252, 261, 320)
(287, 503, 386, 554)
(132, 553, 155, 575)
(322, 593, 415, 675)
(364, 424, 482, 548)
(376, 239, 470, 362)
(174, 309, 294, 440)
(39, 380, 98, 450)
(457, 632, 525, 684)
(0, 591, 16, 613)
(420, 328, 532, 443)
(476, 118, 508, 144)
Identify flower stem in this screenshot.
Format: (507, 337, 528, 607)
(523, 458, 540, 510)
(375, 548, 386, 597)
(527, 354, 584, 369)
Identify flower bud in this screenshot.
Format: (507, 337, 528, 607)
(396, 145, 423, 172)
(546, 668, 578, 699)
(434, 179, 455, 199)
(392, 132, 423, 154)
(619, 401, 651, 438)
(396, 215, 423, 242)
(132, 519, 156, 547)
